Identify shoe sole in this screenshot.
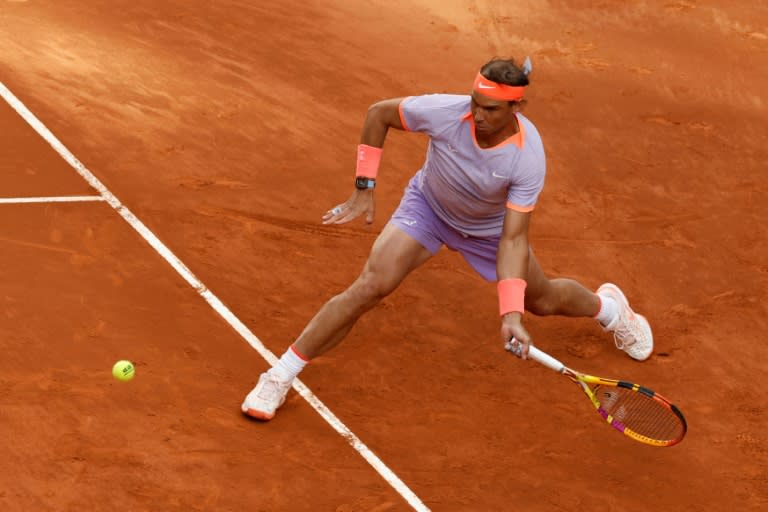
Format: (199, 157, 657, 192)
(243, 408, 275, 421)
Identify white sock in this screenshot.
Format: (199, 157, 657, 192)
(595, 294, 619, 327)
(268, 345, 309, 382)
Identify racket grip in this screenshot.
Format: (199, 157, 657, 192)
(506, 340, 565, 373)
(526, 346, 566, 373)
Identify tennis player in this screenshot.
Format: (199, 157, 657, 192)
(242, 57, 653, 421)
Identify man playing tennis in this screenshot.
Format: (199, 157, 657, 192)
(242, 57, 653, 421)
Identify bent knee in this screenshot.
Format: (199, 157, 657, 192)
(346, 271, 398, 307)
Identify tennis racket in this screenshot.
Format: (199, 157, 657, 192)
(506, 341, 687, 447)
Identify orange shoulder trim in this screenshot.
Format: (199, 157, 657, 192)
(506, 201, 535, 213)
(398, 97, 412, 131)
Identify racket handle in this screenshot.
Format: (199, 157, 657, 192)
(527, 346, 566, 373)
(506, 340, 566, 373)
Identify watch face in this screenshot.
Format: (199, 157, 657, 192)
(355, 177, 375, 189)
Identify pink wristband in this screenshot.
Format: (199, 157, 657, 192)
(497, 278, 527, 316)
(356, 144, 383, 179)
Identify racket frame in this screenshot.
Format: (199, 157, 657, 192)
(513, 344, 687, 447)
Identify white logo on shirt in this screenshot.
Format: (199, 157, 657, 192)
(491, 171, 507, 179)
(403, 220, 417, 226)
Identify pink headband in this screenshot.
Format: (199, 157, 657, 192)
(473, 72, 526, 101)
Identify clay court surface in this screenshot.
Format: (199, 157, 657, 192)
(1, 1, 766, 510)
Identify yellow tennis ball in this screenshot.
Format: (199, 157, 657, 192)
(112, 360, 135, 382)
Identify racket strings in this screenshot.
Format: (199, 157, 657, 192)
(593, 385, 684, 441)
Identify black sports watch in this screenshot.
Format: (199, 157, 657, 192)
(355, 176, 376, 190)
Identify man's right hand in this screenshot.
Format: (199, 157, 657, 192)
(501, 312, 531, 359)
(322, 189, 376, 225)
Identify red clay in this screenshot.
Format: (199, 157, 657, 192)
(1, 1, 766, 510)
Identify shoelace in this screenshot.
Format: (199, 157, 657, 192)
(613, 312, 645, 350)
(255, 375, 287, 402)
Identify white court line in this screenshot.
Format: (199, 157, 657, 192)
(0, 195, 105, 204)
(0, 81, 430, 512)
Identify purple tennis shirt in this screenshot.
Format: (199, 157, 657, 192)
(398, 94, 546, 237)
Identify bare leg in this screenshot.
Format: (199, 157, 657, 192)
(524, 250, 600, 318)
(294, 224, 433, 358)
(242, 225, 432, 420)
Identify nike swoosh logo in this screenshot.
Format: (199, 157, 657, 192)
(477, 83, 495, 89)
(403, 220, 417, 226)
(492, 171, 507, 179)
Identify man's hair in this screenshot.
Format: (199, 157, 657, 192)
(479, 58, 530, 87)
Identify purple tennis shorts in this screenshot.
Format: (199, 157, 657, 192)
(389, 175, 501, 281)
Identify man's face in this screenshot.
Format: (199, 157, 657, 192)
(470, 92, 517, 135)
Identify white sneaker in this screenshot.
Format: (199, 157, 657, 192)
(597, 283, 653, 361)
(241, 372, 292, 421)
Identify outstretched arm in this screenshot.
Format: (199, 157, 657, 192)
(323, 97, 407, 225)
(497, 207, 532, 356)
